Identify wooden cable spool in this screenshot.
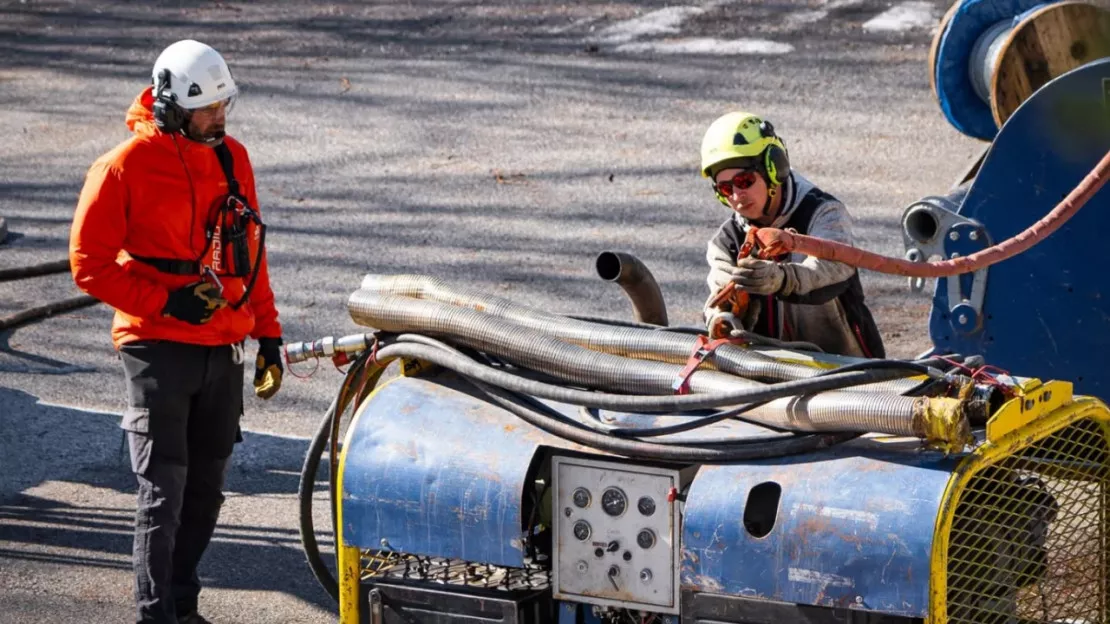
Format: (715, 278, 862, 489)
(930, 0, 1110, 141)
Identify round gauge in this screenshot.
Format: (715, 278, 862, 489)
(636, 529, 656, 549)
(637, 496, 656, 517)
(601, 487, 627, 517)
(572, 487, 591, 509)
(572, 520, 592, 541)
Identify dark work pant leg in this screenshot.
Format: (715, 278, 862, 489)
(171, 455, 229, 616)
(172, 343, 245, 616)
(131, 449, 188, 624)
(120, 341, 204, 624)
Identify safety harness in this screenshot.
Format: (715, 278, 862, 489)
(132, 143, 267, 310)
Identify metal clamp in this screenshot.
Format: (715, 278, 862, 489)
(943, 222, 991, 335)
(900, 193, 991, 335)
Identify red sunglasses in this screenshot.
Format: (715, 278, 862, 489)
(715, 170, 760, 197)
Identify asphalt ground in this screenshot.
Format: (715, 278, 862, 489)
(0, 1, 983, 622)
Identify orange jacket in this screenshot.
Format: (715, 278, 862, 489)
(70, 87, 282, 348)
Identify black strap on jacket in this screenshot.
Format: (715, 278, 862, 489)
(129, 254, 200, 276)
(210, 142, 266, 310)
(213, 142, 242, 200)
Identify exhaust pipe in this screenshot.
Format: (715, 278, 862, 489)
(595, 251, 668, 326)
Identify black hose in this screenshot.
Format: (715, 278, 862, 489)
(0, 295, 99, 332)
(297, 346, 375, 599)
(382, 335, 940, 461)
(402, 333, 800, 442)
(298, 395, 340, 602)
(390, 334, 850, 460)
(329, 361, 383, 541)
(468, 376, 855, 462)
(562, 313, 660, 329)
(605, 401, 775, 438)
(604, 360, 938, 438)
(377, 339, 940, 413)
(0, 259, 71, 282)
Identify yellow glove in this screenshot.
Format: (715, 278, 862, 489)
(253, 337, 283, 400)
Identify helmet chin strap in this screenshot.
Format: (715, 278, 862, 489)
(759, 181, 779, 223)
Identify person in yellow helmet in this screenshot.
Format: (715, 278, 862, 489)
(700, 111, 884, 358)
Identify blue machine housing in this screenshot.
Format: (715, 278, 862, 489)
(682, 448, 956, 616)
(340, 372, 959, 618)
(927, 58, 1110, 400)
(340, 374, 552, 568)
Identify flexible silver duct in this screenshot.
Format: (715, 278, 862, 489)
(347, 289, 944, 438)
(355, 274, 921, 394)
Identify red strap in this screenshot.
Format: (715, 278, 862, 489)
(851, 323, 875, 359)
(368, 337, 383, 367)
(673, 336, 741, 395)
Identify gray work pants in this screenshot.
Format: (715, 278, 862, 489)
(119, 340, 244, 624)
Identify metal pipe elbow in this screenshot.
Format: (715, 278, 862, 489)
(595, 250, 669, 326)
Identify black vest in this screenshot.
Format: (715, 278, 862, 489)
(712, 187, 886, 358)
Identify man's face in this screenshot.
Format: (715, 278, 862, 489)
(714, 167, 769, 222)
(185, 98, 232, 146)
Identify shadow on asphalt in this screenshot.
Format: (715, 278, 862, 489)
(0, 385, 337, 612)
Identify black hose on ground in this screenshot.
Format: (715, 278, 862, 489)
(0, 295, 99, 332)
(0, 259, 100, 331)
(0, 259, 71, 282)
(298, 395, 340, 602)
(299, 351, 376, 604)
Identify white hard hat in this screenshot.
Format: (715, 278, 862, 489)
(151, 40, 238, 110)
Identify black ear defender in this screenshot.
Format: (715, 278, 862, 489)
(758, 119, 791, 187)
(152, 68, 187, 134)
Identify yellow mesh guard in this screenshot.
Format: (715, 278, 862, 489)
(938, 405, 1110, 623)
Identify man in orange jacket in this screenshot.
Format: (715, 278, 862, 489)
(70, 40, 283, 624)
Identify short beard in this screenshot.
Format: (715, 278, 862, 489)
(183, 118, 226, 146)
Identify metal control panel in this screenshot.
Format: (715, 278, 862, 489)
(551, 456, 682, 614)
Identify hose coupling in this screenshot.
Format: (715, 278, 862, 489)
(285, 333, 373, 364)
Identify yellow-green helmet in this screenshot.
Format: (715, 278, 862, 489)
(700, 111, 790, 186)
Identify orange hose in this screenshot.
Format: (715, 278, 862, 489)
(753, 148, 1110, 277)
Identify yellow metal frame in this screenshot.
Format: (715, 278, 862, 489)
(927, 380, 1110, 623)
(337, 374, 404, 624)
(337, 359, 433, 624)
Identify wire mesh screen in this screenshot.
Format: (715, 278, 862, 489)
(361, 551, 550, 592)
(946, 417, 1109, 623)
